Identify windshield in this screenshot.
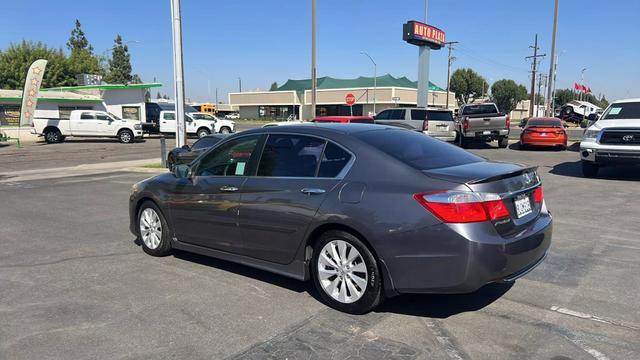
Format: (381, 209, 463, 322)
(355, 129, 483, 170)
(108, 112, 121, 120)
(427, 111, 454, 121)
(191, 113, 217, 120)
(601, 102, 640, 120)
(527, 119, 562, 127)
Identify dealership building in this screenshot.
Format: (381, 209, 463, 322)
(0, 83, 161, 127)
(228, 74, 456, 120)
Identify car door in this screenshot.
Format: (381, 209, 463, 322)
(238, 134, 351, 264)
(185, 114, 197, 134)
(169, 134, 262, 252)
(95, 112, 115, 135)
(160, 112, 176, 133)
(72, 112, 103, 135)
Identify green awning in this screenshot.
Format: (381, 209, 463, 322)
(275, 74, 444, 92)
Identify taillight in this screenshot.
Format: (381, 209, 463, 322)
(422, 120, 429, 131)
(463, 117, 469, 131)
(506, 115, 510, 128)
(414, 191, 510, 223)
(533, 186, 543, 204)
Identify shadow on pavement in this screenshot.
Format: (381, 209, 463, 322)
(376, 282, 513, 318)
(550, 160, 640, 181)
(508, 142, 568, 152)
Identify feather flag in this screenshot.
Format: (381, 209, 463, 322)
(19, 59, 48, 127)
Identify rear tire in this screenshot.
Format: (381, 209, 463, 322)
(311, 230, 383, 314)
(581, 161, 599, 178)
(137, 201, 172, 257)
(456, 132, 467, 148)
(498, 136, 509, 148)
(44, 129, 63, 144)
(167, 154, 176, 171)
(118, 129, 134, 144)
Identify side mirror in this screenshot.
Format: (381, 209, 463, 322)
(181, 144, 190, 150)
(173, 164, 192, 179)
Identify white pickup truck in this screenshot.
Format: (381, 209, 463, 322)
(159, 111, 235, 138)
(580, 98, 640, 177)
(32, 110, 143, 144)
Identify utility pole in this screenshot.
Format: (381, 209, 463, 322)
(238, 77, 242, 92)
(526, 34, 545, 118)
(546, 0, 559, 116)
(444, 41, 458, 109)
(360, 52, 377, 114)
(536, 73, 547, 117)
(170, 0, 186, 148)
(311, 0, 317, 118)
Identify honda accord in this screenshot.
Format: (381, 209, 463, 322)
(129, 124, 552, 314)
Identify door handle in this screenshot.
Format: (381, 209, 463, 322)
(220, 186, 239, 192)
(301, 188, 326, 195)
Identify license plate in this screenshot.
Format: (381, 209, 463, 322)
(540, 132, 547, 136)
(514, 196, 532, 218)
(483, 130, 491, 135)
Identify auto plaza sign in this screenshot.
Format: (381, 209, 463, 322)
(403, 21, 445, 49)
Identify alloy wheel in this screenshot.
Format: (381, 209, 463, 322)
(139, 208, 162, 250)
(120, 131, 132, 143)
(317, 240, 368, 304)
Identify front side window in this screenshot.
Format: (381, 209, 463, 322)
(258, 134, 326, 177)
(196, 135, 259, 176)
(192, 136, 223, 150)
(96, 113, 111, 121)
(388, 109, 406, 120)
(318, 142, 352, 178)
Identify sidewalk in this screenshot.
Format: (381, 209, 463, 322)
(0, 158, 164, 183)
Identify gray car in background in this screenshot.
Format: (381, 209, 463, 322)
(374, 107, 457, 142)
(129, 124, 552, 314)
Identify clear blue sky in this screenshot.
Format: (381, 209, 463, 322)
(1, 0, 638, 102)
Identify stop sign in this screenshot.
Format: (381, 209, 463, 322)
(345, 93, 356, 106)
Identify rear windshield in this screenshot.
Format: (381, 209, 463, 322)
(527, 119, 562, 127)
(427, 111, 454, 121)
(461, 104, 498, 115)
(601, 102, 640, 120)
(355, 129, 483, 170)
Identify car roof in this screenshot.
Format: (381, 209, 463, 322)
(241, 123, 398, 136)
(312, 116, 373, 120)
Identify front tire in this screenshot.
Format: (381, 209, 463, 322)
(311, 230, 383, 314)
(498, 136, 509, 148)
(197, 128, 211, 138)
(581, 161, 599, 178)
(119, 129, 134, 144)
(219, 126, 231, 134)
(138, 201, 172, 257)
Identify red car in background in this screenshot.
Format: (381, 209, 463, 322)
(311, 116, 374, 124)
(520, 117, 568, 150)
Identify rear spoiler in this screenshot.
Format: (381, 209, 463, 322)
(466, 166, 538, 185)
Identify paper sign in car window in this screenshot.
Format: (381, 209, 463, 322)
(235, 162, 246, 175)
(608, 107, 622, 115)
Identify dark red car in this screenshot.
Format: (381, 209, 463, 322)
(311, 116, 374, 124)
(520, 117, 568, 150)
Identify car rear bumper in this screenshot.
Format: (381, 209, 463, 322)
(383, 212, 552, 294)
(462, 129, 509, 139)
(521, 135, 567, 146)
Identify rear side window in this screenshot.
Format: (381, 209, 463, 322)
(355, 129, 483, 170)
(427, 111, 454, 121)
(192, 136, 222, 150)
(318, 142, 352, 177)
(411, 109, 427, 120)
(258, 134, 326, 177)
(80, 112, 95, 120)
(388, 109, 406, 120)
(375, 110, 391, 120)
(461, 104, 498, 115)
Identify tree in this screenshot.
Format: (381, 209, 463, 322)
(156, 92, 162, 99)
(103, 35, 132, 84)
(131, 74, 142, 84)
(449, 68, 488, 104)
(490, 79, 528, 114)
(269, 82, 278, 91)
(66, 19, 102, 79)
(0, 41, 73, 89)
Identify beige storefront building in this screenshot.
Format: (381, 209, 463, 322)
(229, 74, 456, 120)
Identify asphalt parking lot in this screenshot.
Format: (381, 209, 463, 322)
(1, 142, 639, 359)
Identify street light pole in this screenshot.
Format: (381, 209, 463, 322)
(238, 77, 242, 92)
(581, 68, 587, 101)
(546, 0, 559, 116)
(170, 0, 187, 148)
(444, 41, 458, 109)
(360, 51, 377, 114)
(417, 0, 430, 108)
(311, 0, 317, 119)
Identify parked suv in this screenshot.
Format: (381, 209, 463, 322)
(580, 98, 640, 177)
(456, 103, 510, 148)
(374, 107, 457, 142)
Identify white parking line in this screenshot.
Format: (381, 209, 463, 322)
(550, 306, 640, 330)
(563, 335, 610, 360)
(424, 320, 466, 360)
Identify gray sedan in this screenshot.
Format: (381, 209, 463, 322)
(129, 124, 552, 314)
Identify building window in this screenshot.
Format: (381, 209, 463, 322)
(122, 106, 141, 120)
(59, 106, 92, 120)
(0, 105, 21, 126)
(317, 105, 363, 117)
(258, 106, 293, 119)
